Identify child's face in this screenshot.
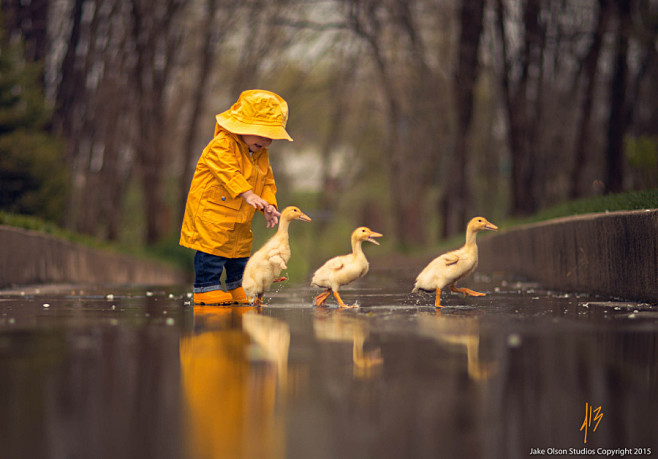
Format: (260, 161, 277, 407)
(241, 135, 272, 153)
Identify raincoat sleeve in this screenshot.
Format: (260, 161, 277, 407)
(204, 136, 252, 198)
(261, 163, 277, 208)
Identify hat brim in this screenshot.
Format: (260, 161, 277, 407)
(216, 113, 293, 141)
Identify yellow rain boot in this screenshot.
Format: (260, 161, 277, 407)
(193, 290, 234, 305)
(228, 287, 250, 305)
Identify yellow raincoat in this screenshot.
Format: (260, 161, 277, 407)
(179, 125, 277, 258)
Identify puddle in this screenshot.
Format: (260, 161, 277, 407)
(0, 275, 656, 458)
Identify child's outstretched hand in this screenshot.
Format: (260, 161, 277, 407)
(264, 205, 280, 228)
(240, 190, 268, 210)
(239, 190, 280, 228)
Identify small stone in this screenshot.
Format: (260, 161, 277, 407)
(507, 334, 522, 348)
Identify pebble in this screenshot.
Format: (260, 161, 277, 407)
(507, 333, 522, 348)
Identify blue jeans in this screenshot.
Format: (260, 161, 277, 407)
(193, 251, 248, 293)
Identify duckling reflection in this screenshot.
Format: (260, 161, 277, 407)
(180, 306, 290, 459)
(418, 312, 496, 381)
(313, 310, 383, 379)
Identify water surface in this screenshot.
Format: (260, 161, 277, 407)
(1, 268, 656, 458)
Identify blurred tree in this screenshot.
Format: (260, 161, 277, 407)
(625, 0, 658, 190)
(177, 0, 229, 224)
(604, 0, 632, 193)
(5, 0, 658, 255)
(129, 0, 185, 244)
(1, 0, 49, 64)
(570, 0, 611, 199)
(441, 0, 485, 237)
(341, 0, 448, 248)
(494, 0, 546, 216)
(0, 26, 67, 222)
(51, 0, 138, 240)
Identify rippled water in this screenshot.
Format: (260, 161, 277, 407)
(1, 267, 656, 458)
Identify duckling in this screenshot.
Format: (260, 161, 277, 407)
(243, 206, 311, 306)
(311, 227, 382, 308)
(412, 216, 498, 308)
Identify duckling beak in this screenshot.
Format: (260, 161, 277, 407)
(297, 212, 312, 222)
(367, 231, 383, 245)
(484, 222, 498, 231)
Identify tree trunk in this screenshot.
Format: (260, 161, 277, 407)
(441, 0, 485, 238)
(130, 0, 183, 244)
(178, 0, 219, 224)
(605, 0, 632, 194)
(495, 0, 543, 216)
(570, 0, 611, 199)
(1, 0, 50, 63)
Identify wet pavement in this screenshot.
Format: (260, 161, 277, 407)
(1, 267, 657, 459)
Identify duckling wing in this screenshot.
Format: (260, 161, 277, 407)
(413, 252, 462, 292)
(443, 253, 460, 266)
(267, 248, 288, 271)
(311, 256, 345, 288)
(323, 257, 345, 271)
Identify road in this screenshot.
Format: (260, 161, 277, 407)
(1, 267, 656, 458)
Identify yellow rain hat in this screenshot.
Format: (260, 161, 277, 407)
(215, 89, 293, 141)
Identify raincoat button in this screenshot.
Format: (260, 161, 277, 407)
(221, 196, 226, 201)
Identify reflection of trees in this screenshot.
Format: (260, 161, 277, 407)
(180, 307, 290, 459)
(484, 327, 658, 456)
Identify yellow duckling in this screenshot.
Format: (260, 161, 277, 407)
(412, 217, 498, 308)
(243, 206, 311, 306)
(311, 227, 382, 308)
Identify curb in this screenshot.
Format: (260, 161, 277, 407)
(0, 225, 186, 288)
(477, 209, 658, 303)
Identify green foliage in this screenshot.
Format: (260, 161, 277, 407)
(0, 30, 68, 224)
(502, 189, 658, 229)
(625, 135, 658, 188)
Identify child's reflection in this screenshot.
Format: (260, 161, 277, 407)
(180, 306, 289, 459)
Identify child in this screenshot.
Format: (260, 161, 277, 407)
(180, 89, 293, 305)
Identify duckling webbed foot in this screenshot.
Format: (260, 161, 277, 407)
(252, 293, 264, 307)
(314, 290, 332, 306)
(450, 285, 485, 297)
(273, 277, 287, 283)
(334, 291, 358, 308)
